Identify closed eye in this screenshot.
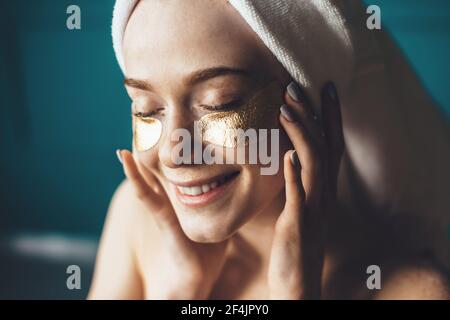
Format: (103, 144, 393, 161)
(133, 108, 164, 118)
(200, 100, 242, 112)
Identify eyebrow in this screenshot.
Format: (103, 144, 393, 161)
(124, 66, 251, 91)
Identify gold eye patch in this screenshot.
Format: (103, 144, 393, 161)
(132, 81, 284, 151)
(198, 81, 284, 148)
(133, 115, 163, 152)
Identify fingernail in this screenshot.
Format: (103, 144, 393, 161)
(280, 104, 295, 122)
(287, 82, 304, 102)
(325, 82, 338, 103)
(116, 149, 123, 164)
(290, 150, 298, 167)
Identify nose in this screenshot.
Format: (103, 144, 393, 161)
(158, 107, 199, 169)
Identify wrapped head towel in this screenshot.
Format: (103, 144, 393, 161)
(112, 0, 450, 268)
(112, 0, 379, 109)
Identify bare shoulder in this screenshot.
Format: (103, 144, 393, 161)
(374, 258, 450, 300)
(88, 179, 161, 299)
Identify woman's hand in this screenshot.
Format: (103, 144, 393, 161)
(268, 82, 344, 299)
(117, 149, 229, 299)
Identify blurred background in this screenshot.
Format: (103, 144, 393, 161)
(0, 0, 449, 299)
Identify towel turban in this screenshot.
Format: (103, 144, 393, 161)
(112, 0, 382, 109)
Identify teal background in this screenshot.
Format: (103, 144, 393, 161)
(0, 0, 449, 299)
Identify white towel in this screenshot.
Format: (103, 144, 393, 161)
(112, 0, 450, 268)
(112, 0, 378, 108)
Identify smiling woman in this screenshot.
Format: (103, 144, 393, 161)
(87, 0, 450, 300)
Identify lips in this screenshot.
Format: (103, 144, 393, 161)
(171, 171, 239, 207)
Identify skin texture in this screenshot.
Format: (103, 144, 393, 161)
(88, 0, 450, 299)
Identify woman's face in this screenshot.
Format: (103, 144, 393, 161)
(123, 0, 292, 242)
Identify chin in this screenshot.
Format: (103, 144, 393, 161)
(182, 226, 232, 243)
(177, 212, 241, 243)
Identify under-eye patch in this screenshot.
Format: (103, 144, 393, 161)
(198, 81, 284, 148)
(133, 115, 163, 152)
(132, 81, 283, 151)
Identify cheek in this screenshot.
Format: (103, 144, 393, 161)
(254, 168, 285, 200)
(238, 163, 285, 215)
(133, 148, 160, 177)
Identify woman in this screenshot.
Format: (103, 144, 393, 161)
(88, 0, 450, 299)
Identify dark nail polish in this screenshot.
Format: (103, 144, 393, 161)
(280, 104, 295, 122)
(287, 82, 304, 103)
(326, 82, 338, 102)
(290, 150, 298, 167)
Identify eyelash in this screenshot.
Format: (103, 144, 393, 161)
(201, 100, 242, 112)
(132, 99, 242, 117)
(133, 108, 164, 118)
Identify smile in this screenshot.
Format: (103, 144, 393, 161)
(171, 171, 240, 207)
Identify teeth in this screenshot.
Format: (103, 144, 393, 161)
(190, 186, 202, 196)
(180, 187, 189, 195)
(177, 179, 223, 196)
(201, 184, 210, 193)
(210, 181, 218, 189)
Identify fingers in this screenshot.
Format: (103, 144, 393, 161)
(275, 149, 306, 235)
(280, 81, 344, 202)
(283, 150, 305, 212)
(271, 151, 319, 300)
(321, 82, 345, 195)
(280, 101, 323, 200)
(134, 154, 164, 195)
(118, 149, 163, 212)
(119, 149, 182, 230)
(321, 83, 343, 152)
(285, 82, 325, 149)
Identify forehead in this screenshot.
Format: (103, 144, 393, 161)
(123, 0, 269, 81)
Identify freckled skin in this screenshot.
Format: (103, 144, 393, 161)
(88, 0, 450, 300)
